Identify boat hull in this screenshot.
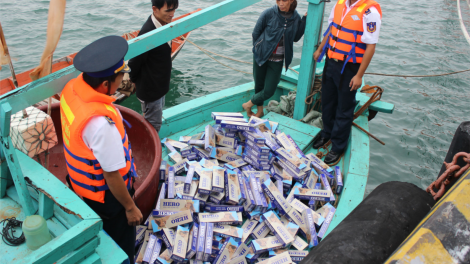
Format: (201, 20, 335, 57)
(38, 103, 162, 220)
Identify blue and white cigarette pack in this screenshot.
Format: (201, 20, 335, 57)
(204, 204, 244, 212)
(198, 168, 213, 195)
(213, 237, 240, 264)
(160, 199, 199, 213)
(220, 121, 255, 132)
(173, 158, 188, 175)
(252, 236, 284, 253)
(241, 219, 258, 243)
(168, 167, 175, 199)
(305, 153, 332, 172)
(317, 204, 336, 240)
(160, 228, 176, 252)
(292, 236, 308, 251)
(155, 249, 173, 264)
(135, 225, 147, 247)
(288, 250, 308, 264)
(180, 136, 192, 143)
(247, 174, 263, 210)
(225, 158, 247, 169)
(303, 171, 318, 190)
(198, 211, 240, 225)
(261, 178, 292, 216)
(171, 226, 190, 262)
(196, 222, 207, 261)
(214, 134, 236, 148)
(149, 238, 163, 264)
(255, 177, 268, 212)
(294, 188, 331, 202)
(185, 165, 195, 194)
(242, 154, 270, 171)
(224, 170, 241, 205)
(261, 211, 295, 246)
(209, 190, 225, 204)
(285, 208, 307, 237)
(255, 129, 280, 151)
(275, 148, 306, 172)
(334, 166, 343, 194)
(319, 173, 336, 202)
(193, 146, 216, 160)
(276, 159, 306, 181)
(215, 116, 248, 124)
(244, 146, 270, 160)
(213, 224, 243, 239)
(290, 199, 309, 214)
(160, 160, 168, 181)
(212, 166, 225, 193)
(302, 209, 318, 248)
(187, 223, 199, 259)
(203, 223, 214, 261)
(199, 158, 218, 169)
(234, 169, 247, 205)
(182, 180, 199, 200)
(251, 221, 270, 240)
(204, 125, 216, 152)
(152, 210, 178, 217)
(189, 140, 205, 147)
(211, 112, 244, 120)
(242, 177, 256, 212)
(245, 139, 270, 154)
(242, 131, 266, 144)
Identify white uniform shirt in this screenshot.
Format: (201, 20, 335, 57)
(328, 0, 382, 44)
(82, 109, 126, 172)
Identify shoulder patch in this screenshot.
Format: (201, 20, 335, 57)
(365, 9, 371, 15)
(366, 22, 377, 33)
(104, 116, 115, 125)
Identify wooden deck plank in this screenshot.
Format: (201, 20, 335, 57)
(57, 237, 99, 264)
(95, 230, 130, 264)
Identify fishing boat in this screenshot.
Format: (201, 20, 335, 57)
(0, 9, 201, 104)
(0, 0, 396, 262)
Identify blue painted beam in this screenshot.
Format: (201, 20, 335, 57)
(293, 0, 325, 120)
(0, 0, 262, 114)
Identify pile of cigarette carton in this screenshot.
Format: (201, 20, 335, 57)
(135, 113, 344, 264)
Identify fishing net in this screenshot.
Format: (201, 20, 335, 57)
(10, 106, 58, 158)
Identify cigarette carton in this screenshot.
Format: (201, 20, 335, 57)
(242, 178, 256, 212)
(214, 148, 242, 163)
(305, 153, 332, 172)
(215, 116, 248, 124)
(187, 153, 198, 161)
(275, 148, 306, 172)
(168, 151, 183, 164)
(136, 239, 149, 264)
(149, 238, 163, 264)
(243, 209, 262, 221)
(231, 256, 248, 264)
(276, 159, 306, 181)
(214, 134, 236, 148)
(303, 171, 318, 190)
(242, 131, 266, 144)
(258, 251, 292, 264)
(160, 160, 168, 181)
(247, 173, 263, 210)
(152, 210, 178, 217)
(261, 211, 295, 246)
(155, 249, 173, 264)
(291, 236, 308, 251)
(275, 180, 283, 193)
(196, 222, 207, 261)
(301, 209, 318, 248)
(255, 129, 280, 151)
(189, 140, 205, 147)
(163, 138, 189, 150)
(181, 147, 194, 157)
(224, 170, 241, 205)
(288, 250, 308, 264)
(184, 166, 195, 194)
(173, 158, 189, 175)
(252, 120, 271, 134)
(182, 180, 199, 200)
(285, 222, 300, 238)
(244, 146, 270, 160)
(168, 167, 175, 199)
(286, 182, 302, 203)
(198, 212, 240, 225)
(213, 237, 241, 264)
(204, 125, 216, 153)
(160, 228, 176, 252)
(199, 158, 218, 169)
(290, 199, 309, 214)
(275, 133, 297, 152)
(194, 192, 209, 207)
(209, 166, 224, 193)
(234, 169, 247, 205)
(225, 158, 247, 169)
(252, 236, 284, 253)
(209, 190, 225, 204)
(211, 112, 244, 119)
(151, 210, 193, 232)
(135, 225, 147, 247)
(245, 140, 270, 154)
(160, 199, 199, 213)
(242, 154, 270, 171)
(213, 224, 243, 239)
(294, 188, 331, 202)
(319, 173, 336, 203)
(203, 223, 214, 261)
(198, 168, 213, 195)
(335, 166, 343, 194)
(261, 178, 292, 216)
(204, 204, 244, 212)
(317, 205, 336, 240)
(186, 222, 199, 259)
(171, 226, 190, 262)
(180, 136, 192, 143)
(285, 208, 308, 237)
(251, 221, 270, 240)
(193, 147, 216, 160)
(220, 121, 255, 132)
(241, 219, 258, 243)
(255, 178, 268, 212)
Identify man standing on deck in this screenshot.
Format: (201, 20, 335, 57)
(61, 36, 142, 263)
(128, 0, 179, 133)
(312, 0, 382, 164)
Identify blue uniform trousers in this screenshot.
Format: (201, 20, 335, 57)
(321, 58, 360, 152)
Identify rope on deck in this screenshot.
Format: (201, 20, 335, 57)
(182, 37, 470, 78)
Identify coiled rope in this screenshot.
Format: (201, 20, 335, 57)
(181, 36, 470, 78)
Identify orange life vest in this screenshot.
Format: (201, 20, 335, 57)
(318, 0, 382, 72)
(60, 73, 136, 203)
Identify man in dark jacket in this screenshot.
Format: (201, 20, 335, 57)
(128, 0, 178, 133)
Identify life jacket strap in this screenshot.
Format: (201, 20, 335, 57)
(68, 171, 132, 193)
(65, 159, 105, 181)
(64, 144, 101, 170)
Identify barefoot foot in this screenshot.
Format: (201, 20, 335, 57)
(242, 101, 254, 117)
(254, 106, 264, 118)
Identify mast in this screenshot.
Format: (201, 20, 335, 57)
(293, 0, 326, 120)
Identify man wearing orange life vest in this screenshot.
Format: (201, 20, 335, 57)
(60, 36, 142, 263)
(312, 0, 382, 164)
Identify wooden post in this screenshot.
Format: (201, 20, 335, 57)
(293, 0, 326, 120)
(0, 103, 35, 216)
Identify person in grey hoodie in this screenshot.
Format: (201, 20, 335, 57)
(242, 0, 307, 118)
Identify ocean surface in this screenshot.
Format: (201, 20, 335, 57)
(1, 0, 469, 194)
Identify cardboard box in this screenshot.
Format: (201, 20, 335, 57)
(199, 158, 219, 169)
(184, 165, 195, 194)
(171, 226, 190, 262)
(215, 148, 242, 163)
(294, 188, 331, 202)
(198, 168, 213, 195)
(213, 224, 243, 239)
(251, 221, 270, 240)
(168, 167, 175, 199)
(149, 238, 163, 264)
(215, 134, 237, 148)
(301, 209, 319, 248)
(152, 210, 178, 217)
(261, 211, 295, 246)
(317, 205, 336, 240)
(291, 236, 308, 251)
(213, 237, 241, 264)
(241, 219, 258, 243)
(181, 180, 199, 200)
(220, 121, 255, 132)
(160, 199, 199, 213)
(155, 249, 173, 264)
(196, 222, 207, 261)
(211, 112, 244, 119)
(224, 170, 241, 205)
(160, 228, 176, 252)
(198, 212, 240, 225)
(242, 131, 266, 144)
(258, 251, 292, 264)
(261, 178, 292, 216)
(252, 236, 284, 253)
(215, 116, 248, 124)
(179, 136, 192, 143)
(204, 203, 243, 212)
(234, 169, 247, 205)
(186, 223, 199, 259)
(225, 158, 247, 169)
(335, 166, 343, 194)
(204, 223, 214, 261)
(290, 199, 309, 214)
(319, 173, 336, 203)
